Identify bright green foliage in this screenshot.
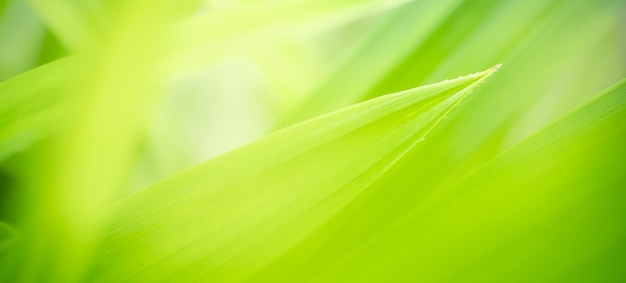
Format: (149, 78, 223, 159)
(464, 78, 626, 185)
(253, 79, 626, 283)
(88, 67, 498, 282)
(0, 0, 625, 282)
(0, 57, 76, 160)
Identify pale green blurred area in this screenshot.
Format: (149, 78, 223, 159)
(0, 0, 625, 282)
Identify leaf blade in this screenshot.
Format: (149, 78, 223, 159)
(87, 66, 499, 282)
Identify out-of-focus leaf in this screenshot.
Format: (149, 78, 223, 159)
(0, 222, 18, 255)
(0, 0, 409, 162)
(87, 67, 499, 282)
(26, 0, 95, 50)
(166, 0, 410, 72)
(0, 57, 77, 160)
(460, 77, 626, 187)
(0, 0, 46, 80)
(275, 0, 464, 126)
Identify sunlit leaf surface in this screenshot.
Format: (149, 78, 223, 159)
(88, 67, 498, 282)
(0, 0, 624, 282)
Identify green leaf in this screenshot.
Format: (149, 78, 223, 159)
(0, 222, 18, 256)
(275, 0, 464, 127)
(87, 66, 499, 282)
(26, 0, 97, 50)
(459, 77, 626, 187)
(0, 0, 46, 80)
(0, 0, 408, 161)
(166, 0, 410, 72)
(387, 77, 626, 225)
(333, 1, 626, 234)
(251, 77, 626, 283)
(0, 57, 77, 160)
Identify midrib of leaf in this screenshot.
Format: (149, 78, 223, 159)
(87, 67, 498, 282)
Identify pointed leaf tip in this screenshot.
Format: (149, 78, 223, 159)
(475, 63, 502, 81)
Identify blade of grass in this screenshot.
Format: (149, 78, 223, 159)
(87, 67, 498, 282)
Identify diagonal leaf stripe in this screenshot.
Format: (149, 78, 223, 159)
(86, 66, 499, 282)
(0, 57, 78, 160)
(459, 77, 626, 188)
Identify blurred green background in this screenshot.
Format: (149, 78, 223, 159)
(0, 0, 625, 282)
